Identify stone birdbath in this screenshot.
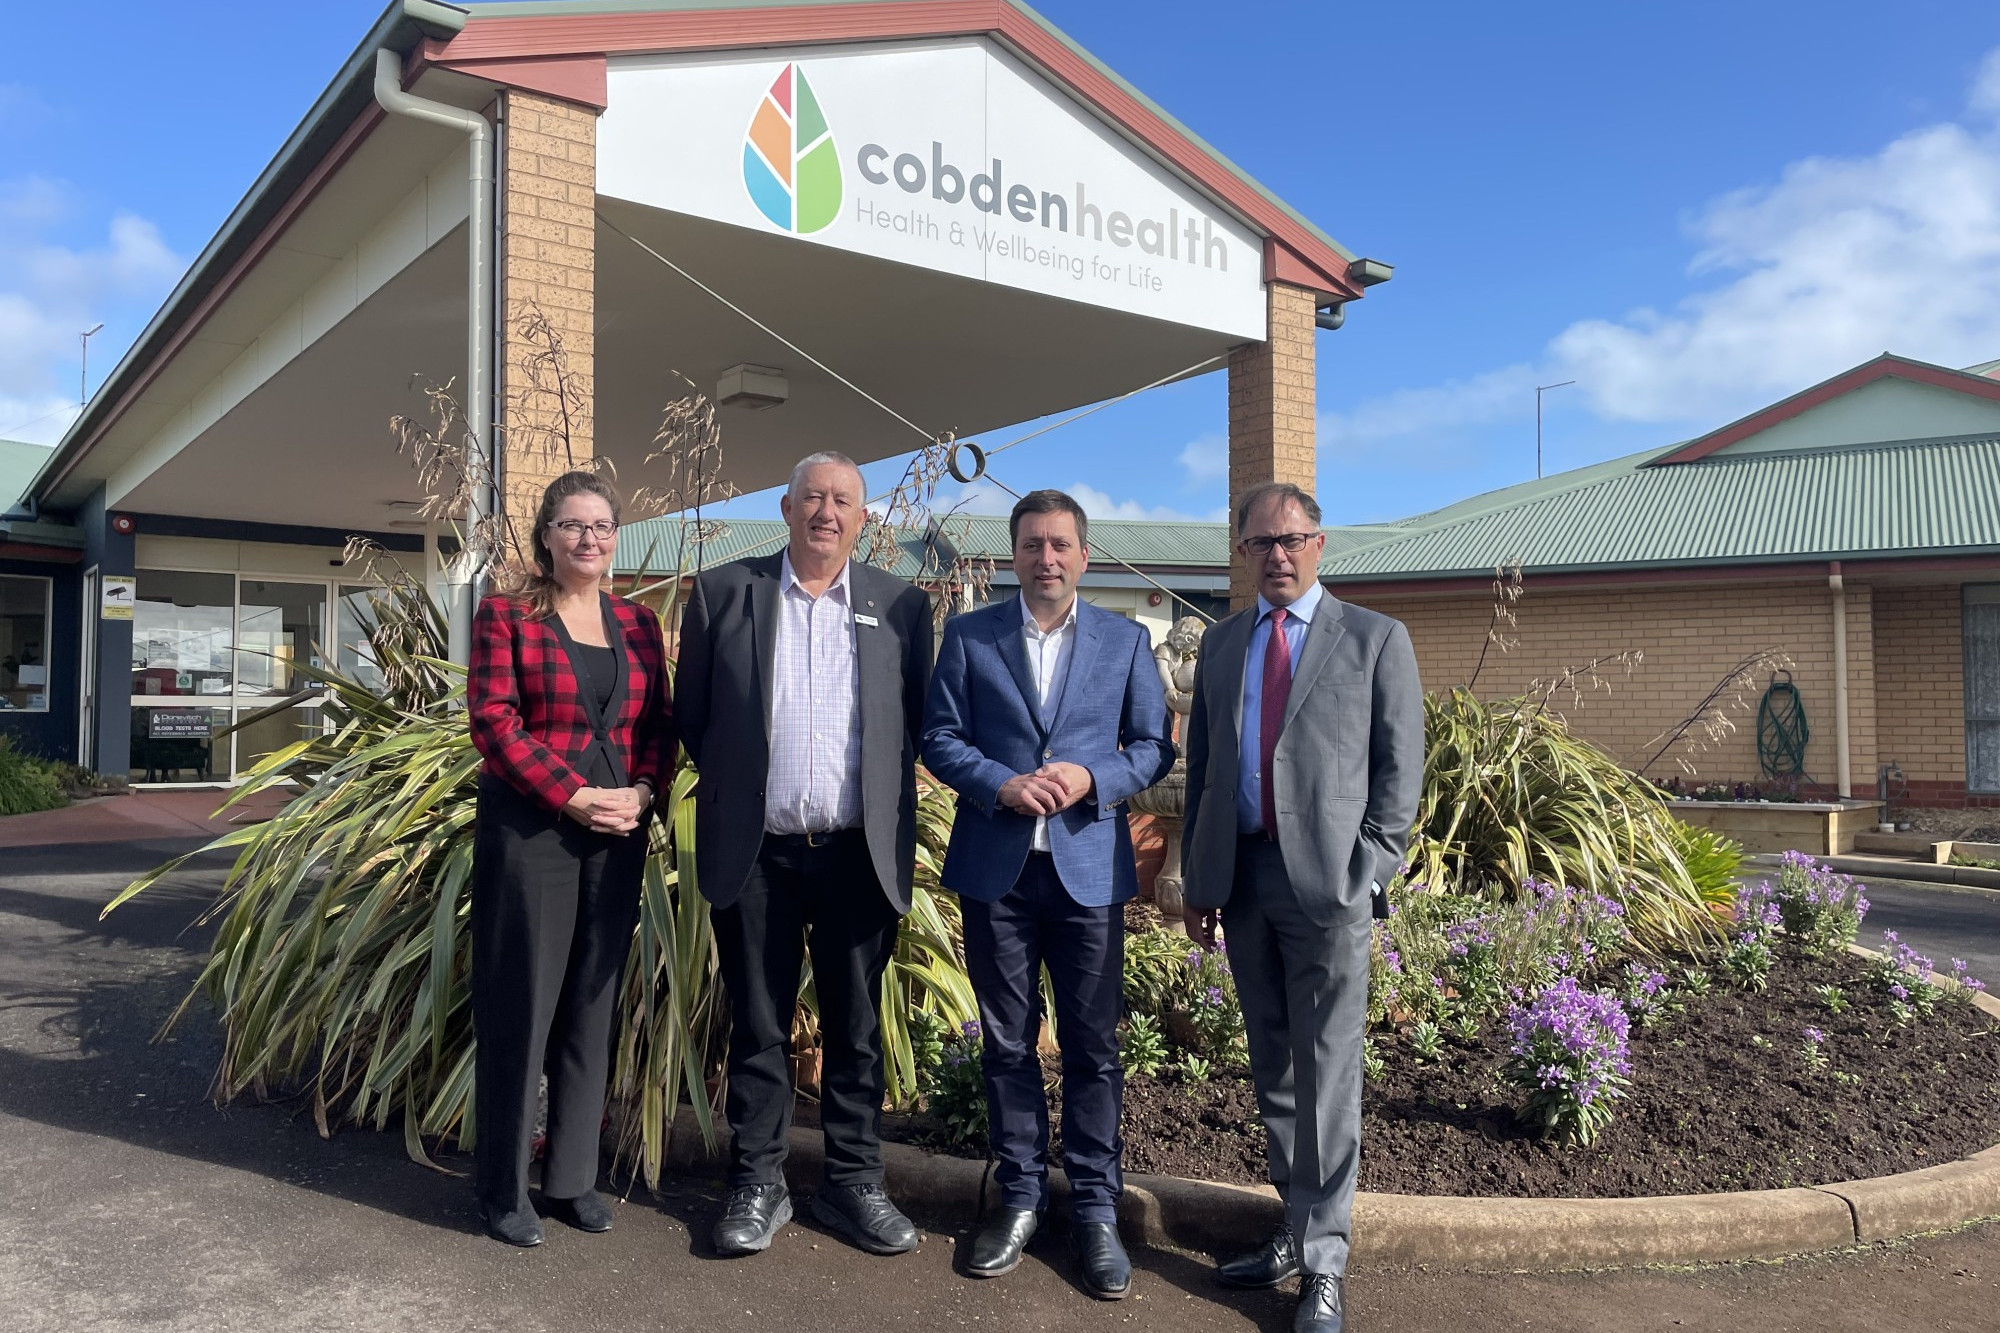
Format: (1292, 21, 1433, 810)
(1130, 615, 1204, 933)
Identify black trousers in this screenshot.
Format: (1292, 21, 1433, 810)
(961, 852, 1126, 1223)
(470, 777, 646, 1212)
(711, 829, 901, 1188)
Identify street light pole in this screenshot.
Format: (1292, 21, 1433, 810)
(1536, 380, 1576, 479)
(80, 323, 105, 408)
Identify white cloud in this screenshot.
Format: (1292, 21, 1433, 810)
(1319, 46, 2000, 449)
(1972, 49, 2000, 120)
(1319, 364, 1537, 455)
(1176, 433, 1227, 484)
(0, 177, 185, 442)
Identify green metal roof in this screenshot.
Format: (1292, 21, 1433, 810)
(613, 516, 946, 581)
(0, 440, 54, 514)
(1317, 434, 2000, 582)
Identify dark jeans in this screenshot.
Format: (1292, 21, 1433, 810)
(961, 852, 1126, 1223)
(711, 829, 901, 1188)
(470, 777, 646, 1213)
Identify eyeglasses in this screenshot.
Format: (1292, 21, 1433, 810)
(550, 519, 619, 542)
(1240, 532, 1318, 557)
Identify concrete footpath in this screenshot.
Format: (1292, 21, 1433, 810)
(0, 818, 1997, 1331)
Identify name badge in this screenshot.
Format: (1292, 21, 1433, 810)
(854, 613, 879, 627)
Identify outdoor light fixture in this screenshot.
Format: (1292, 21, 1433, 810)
(716, 363, 788, 410)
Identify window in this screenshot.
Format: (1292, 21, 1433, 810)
(1966, 585, 2000, 794)
(0, 574, 53, 712)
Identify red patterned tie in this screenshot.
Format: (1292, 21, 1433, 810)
(1259, 607, 1292, 837)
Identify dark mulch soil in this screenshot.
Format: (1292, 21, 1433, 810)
(890, 944, 2000, 1198)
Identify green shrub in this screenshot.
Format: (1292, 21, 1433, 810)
(0, 736, 67, 816)
(919, 1018, 988, 1147)
(1119, 1012, 1168, 1078)
(1407, 689, 1732, 954)
(1770, 851, 1869, 958)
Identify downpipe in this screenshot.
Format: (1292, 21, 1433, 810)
(373, 48, 494, 665)
(1830, 563, 1852, 799)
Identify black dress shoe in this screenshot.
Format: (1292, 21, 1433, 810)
(481, 1202, 544, 1248)
(545, 1189, 613, 1233)
(964, 1206, 1041, 1277)
(712, 1183, 792, 1255)
(1295, 1272, 1346, 1333)
(810, 1182, 919, 1255)
(1070, 1221, 1132, 1300)
(1218, 1223, 1300, 1289)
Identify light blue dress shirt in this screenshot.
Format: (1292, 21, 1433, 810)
(1236, 579, 1324, 834)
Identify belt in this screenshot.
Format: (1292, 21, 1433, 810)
(767, 828, 862, 848)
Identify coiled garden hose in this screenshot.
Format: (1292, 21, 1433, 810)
(1756, 672, 1810, 778)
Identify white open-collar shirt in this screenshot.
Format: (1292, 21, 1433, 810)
(1020, 593, 1080, 852)
(765, 552, 864, 835)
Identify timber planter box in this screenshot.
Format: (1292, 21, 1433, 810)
(1669, 798, 1883, 856)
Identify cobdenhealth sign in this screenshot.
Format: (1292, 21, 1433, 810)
(598, 39, 1267, 339)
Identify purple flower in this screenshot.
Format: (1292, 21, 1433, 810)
(960, 1019, 982, 1040)
(1803, 1027, 1826, 1045)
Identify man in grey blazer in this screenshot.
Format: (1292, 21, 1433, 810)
(1180, 481, 1424, 1333)
(675, 451, 933, 1260)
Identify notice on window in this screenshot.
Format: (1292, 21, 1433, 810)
(147, 709, 213, 740)
(101, 576, 136, 621)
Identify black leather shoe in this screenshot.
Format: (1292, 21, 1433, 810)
(712, 1183, 792, 1255)
(964, 1207, 1041, 1277)
(810, 1182, 919, 1255)
(1070, 1221, 1132, 1300)
(545, 1189, 613, 1233)
(481, 1202, 544, 1248)
(1295, 1272, 1346, 1333)
(1218, 1223, 1300, 1289)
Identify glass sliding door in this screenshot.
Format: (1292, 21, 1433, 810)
(129, 570, 235, 782)
(233, 580, 328, 774)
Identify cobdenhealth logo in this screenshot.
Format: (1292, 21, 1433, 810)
(742, 63, 842, 234)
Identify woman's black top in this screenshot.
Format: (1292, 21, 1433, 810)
(573, 641, 617, 714)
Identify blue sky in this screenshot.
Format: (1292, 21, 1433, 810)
(6, 1, 2000, 527)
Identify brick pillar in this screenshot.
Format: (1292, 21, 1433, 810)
(1227, 281, 1318, 607)
(497, 91, 599, 550)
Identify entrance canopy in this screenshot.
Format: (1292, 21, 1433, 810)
(30, 0, 1383, 533)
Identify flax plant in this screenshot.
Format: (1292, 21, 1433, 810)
(1408, 688, 1735, 955)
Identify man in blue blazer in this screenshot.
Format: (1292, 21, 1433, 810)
(923, 489, 1175, 1300)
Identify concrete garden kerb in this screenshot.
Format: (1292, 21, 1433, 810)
(659, 977, 2000, 1272)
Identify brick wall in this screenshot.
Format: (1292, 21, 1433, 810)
(497, 91, 598, 542)
(1874, 583, 1967, 793)
(1342, 578, 1886, 794)
(1226, 282, 1316, 607)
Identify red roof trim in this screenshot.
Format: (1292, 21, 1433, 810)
(1650, 354, 2000, 466)
(419, 1, 1365, 300)
(1327, 553, 2000, 598)
(434, 54, 610, 110)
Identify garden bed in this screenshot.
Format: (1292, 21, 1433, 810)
(889, 940, 2000, 1199)
(1670, 798, 1882, 856)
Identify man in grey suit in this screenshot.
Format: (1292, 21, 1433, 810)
(675, 451, 934, 1259)
(1180, 481, 1424, 1333)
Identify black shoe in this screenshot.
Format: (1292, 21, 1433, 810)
(712, 1183, 792, 1256)
(1070, 1221, 1131, 1300)
(545, 1189, 614, 1233)
(810, 1182, 919, 1255)
(964, 1206, 1041, 1278)
(1218, 1223, 1300, 1289)
(1295, 1272, 1346, 1333)
(481, 1202, 544, 1248)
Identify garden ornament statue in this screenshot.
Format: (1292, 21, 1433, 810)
(1130, 615, 1206, 927)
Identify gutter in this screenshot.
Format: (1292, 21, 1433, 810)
(26, 0, 469, 510)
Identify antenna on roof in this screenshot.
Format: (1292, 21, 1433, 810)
(1536, 381, 1576, 479)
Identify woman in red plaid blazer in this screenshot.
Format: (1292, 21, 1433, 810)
(466, 471, 675, 1247)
